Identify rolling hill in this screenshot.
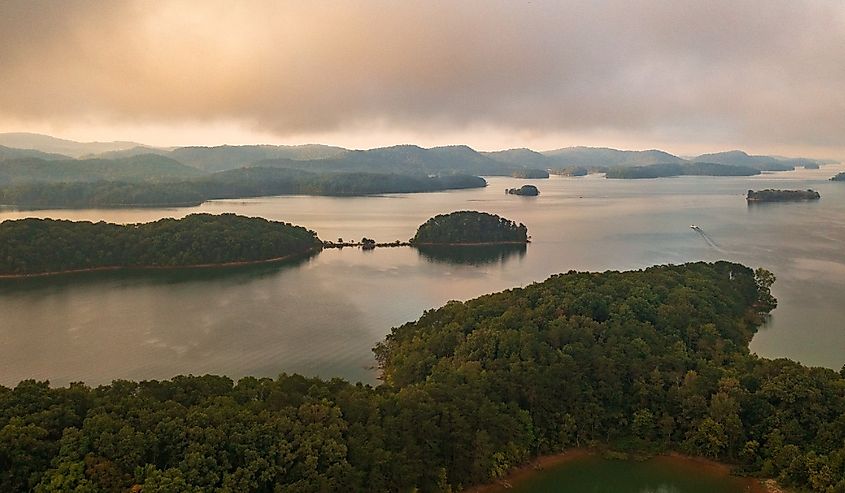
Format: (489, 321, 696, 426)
(542, 146, 685, 168)
(0, 145, 70, 161)
(0, 154, 206, 186)
(0, 133, 144, 158)
(692, 150, 826, 171)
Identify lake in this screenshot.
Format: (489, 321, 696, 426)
(1, 165, 843, 386)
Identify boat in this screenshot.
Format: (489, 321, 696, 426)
(690, 225, 701, 231)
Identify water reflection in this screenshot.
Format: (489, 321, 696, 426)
(415, 243, 527, 265)
(0, 253, 316, 293)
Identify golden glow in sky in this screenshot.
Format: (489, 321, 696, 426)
(1, 1, 844, 157)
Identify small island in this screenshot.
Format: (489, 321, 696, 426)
(803, 163, 820, 169)
(746, 189, 820, 202)
(511, 168, 550, 179)
(506, 184, 540, 196)
(831, 172, 845, 181)
(409, 211, 529, 245)
(0, 213, 321, 277)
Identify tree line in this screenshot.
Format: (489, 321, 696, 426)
(0, 168, 487, 208)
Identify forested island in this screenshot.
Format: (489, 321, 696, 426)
(606, 162, 760, 179)
(0, 168, 487, 208)
(831, 172, 845, 181)
(0, 262, 842, 492)
(746, 189, 821, 202)
(506, 184, 540, 196)
(0, 214, 321, 276)
(410, 211, 529, 245)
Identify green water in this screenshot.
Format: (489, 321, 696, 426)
(0, 165, 844, 386)
(506, 456, 752, 493)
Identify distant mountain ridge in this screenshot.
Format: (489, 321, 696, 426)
(0, 133, 833, 176)
(692, 150, 820, 171)
(0, 145, 70, 161)
(0, 133, 145, 158)
(0, 154, 204, 186)
(252, 144, 525, 176)
(541, 146, 685, 168)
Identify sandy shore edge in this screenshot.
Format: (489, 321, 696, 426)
(464, 449, 782, 493)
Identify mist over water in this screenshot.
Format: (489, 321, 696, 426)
(1, 164, 843, 386)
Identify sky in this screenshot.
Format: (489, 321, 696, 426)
(1, 0, 843, 158)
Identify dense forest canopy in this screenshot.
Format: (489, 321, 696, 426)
(1, 263, 842, 492)
(410, 211, 529, 245)
(0, 214, 321, 275)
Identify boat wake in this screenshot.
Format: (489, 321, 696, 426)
(691, 226, 728, 254)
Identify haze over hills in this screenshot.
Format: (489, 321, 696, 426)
(541, 146, 686, 168)
(482, 148, 551, 168)
(693, 150, 822, 171)
(254, 144, 526, 176)
(0, 133, 145, 158)
(0, 154, 204, 186)
(169, 144, 349, 172)
(0, 144, 70, 161)
(0, 133, 834, 178)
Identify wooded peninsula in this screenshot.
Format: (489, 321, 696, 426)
(0, 214, 321, 276)
(0, 167, 487, 208)
(0, 262, 842, 492)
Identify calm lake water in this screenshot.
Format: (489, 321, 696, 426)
(503, 456, 753, 493)
(1, 165, 843, 386)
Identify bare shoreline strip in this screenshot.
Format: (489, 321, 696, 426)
(412, 240, 530, 246)
(0, 248, 320, 280)
(464, 449, 776, 493)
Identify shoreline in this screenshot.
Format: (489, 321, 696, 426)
(464, 449, 779, 493)
(0, 248, 320, 279)
(412, 240, 530, 247)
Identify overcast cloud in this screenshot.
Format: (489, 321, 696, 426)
(0, 0, 843, 156)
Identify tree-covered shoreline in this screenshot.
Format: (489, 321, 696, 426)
(0, 214, 321, 276)
(606, 162, 761, 179)
(0, 169, 487, 209)
(1, 262, 842, 492)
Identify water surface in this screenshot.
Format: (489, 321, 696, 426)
(1, 165, 843, 386)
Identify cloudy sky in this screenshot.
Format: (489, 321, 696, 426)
(1, 0, 843, 157)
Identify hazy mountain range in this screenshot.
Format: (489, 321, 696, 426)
(0, 133, 833, 181)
